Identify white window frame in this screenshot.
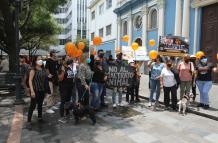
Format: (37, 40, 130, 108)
(148, 7, 158, 30)
(99, 3, 104, 15)
(106, 24, 112, 36)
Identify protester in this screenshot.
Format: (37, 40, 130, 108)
(90, 58, 107, 110)
(196, 56, 217, 109)
(112, 53, 125, 108)
(134, 62, 142, 102)
(160, 59, 177, 110)
(0, 56, 9, 72)
(20, 56, 30, 96)
(178, 54, 194, 99)
(27, 56, 47, 129)
(126, 59, 135, 104)
(148, 55, 164, 107)
(78, 54, 93, 105)
(190, 55, 197, 101)
(45, 50, 59, 114)
(97, 50, 108, 108)
(58, 58, 75, 123)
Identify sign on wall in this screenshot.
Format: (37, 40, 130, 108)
(122, 46, 148, 61)
(158, 36, 189, 57)
(105, 65, 135, 87)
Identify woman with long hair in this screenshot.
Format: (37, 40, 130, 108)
(27, 56, 47, 129)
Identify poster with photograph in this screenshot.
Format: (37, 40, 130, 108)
(122, 46, 149, 61)
(158, 36, 189, 57)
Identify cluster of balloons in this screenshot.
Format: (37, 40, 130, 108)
(93, 36, 102, 46)
(65, 41, 85, 58)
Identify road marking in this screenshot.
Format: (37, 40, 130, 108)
(7, 105, 23, 143)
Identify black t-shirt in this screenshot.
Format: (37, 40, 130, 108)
(45, 58, 58, 81)
(61, 67, 74, 87)
(197, 63, 214, 81)
(92, 66, 105, 83)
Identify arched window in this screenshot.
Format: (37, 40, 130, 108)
(135, 38, 142, 46)
(123, 21, 128, 36)
(150, 9, 157, 29)
(134, 15, 142, 30)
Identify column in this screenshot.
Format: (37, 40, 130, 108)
(193, 8, 198, 54)
(157, 0, 165, 37)
(142, 6, 148, 47)
(182, 0, 190, 38)
(175, 0, 182, 36)
(128, 12, 132, 46)
(117, 16, 121, 48)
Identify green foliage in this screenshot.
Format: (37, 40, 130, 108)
(19, 0, 67, 50)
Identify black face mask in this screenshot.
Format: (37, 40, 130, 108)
(99, 53, 104, 58)
(167, 64, 172, 68)
(95, 61, 101, 66)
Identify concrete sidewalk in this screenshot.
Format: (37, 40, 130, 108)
(139, 75, 218, 120)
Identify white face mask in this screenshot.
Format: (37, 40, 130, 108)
(36, 60, 43, 66)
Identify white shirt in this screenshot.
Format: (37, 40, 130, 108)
(161, 68, 177, 87)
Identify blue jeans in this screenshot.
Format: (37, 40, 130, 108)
(90, 82, 103, 108)
(196, 80, 212, 105)
(149, 79, 161, 102)
(112, 87, 123, 104)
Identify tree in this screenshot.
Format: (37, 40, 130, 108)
(0, 0, 66, 72)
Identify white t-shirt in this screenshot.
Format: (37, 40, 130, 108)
(161, 68, 177, 87)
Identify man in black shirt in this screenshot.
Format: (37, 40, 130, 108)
(45, 50, 59, 114)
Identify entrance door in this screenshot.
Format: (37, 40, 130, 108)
(201, 3, 218, 83)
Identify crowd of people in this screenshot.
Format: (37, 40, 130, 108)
(16, 50, 218, 129)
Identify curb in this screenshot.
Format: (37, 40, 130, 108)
(139, 95, 218, 121)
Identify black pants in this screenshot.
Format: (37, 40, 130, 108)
(28, 91, 45, 122)
(100, 85, 106, 105)
(163, 85, 177, 109)
(134, 80, 140, 100)
(192, 80, 196, 101)
(126, 86, 134, 102)
(60, 85, 73, 117)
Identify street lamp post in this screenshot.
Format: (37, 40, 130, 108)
(14, 0, 25, 105)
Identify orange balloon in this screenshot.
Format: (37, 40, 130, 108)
(149, 39, 156, 47)
(196, 51, 205, 59)
(217, 53, 218, 60)
(149, 50, 158, 60)
(132, 42, 139, 51)
(122, 35, 129, 43)
(76, 49, 83, 57)
(78, 42, 85, 50)
(65, 42, 76, 56)
(93, 36, 102, 46)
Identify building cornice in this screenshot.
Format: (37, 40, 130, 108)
(88, 0, 101, 9)
(191, 0, 218, 8)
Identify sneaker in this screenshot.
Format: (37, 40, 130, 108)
(52, 106, 59, 110)
(197, 103, 204, 107)
(113, 104, 117, 108)
(46, 109, 55, 114)
(58, 117, 67, 124)
(129, 100, 135, 104)
(203, 104, 210, 109)
(155, 101, 160, 107)
(135, 99, 141, 103)
(148, 102, 152, 107)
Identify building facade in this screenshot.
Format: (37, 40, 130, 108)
(114, 0, 218, 80)
(88, 0, 117, 58)
(51, 0, 89, 54)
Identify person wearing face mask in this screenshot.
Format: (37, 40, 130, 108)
(177, 54, 194, 99)
(97, 50, 108, 108)
(160, 59, 178, 110)
(196, 56, 216, 109)
(148, 55, 164, 107)
(77, 54, 93, 106)
(27, 56, 47, 129)
(90, 58, 107, 110)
